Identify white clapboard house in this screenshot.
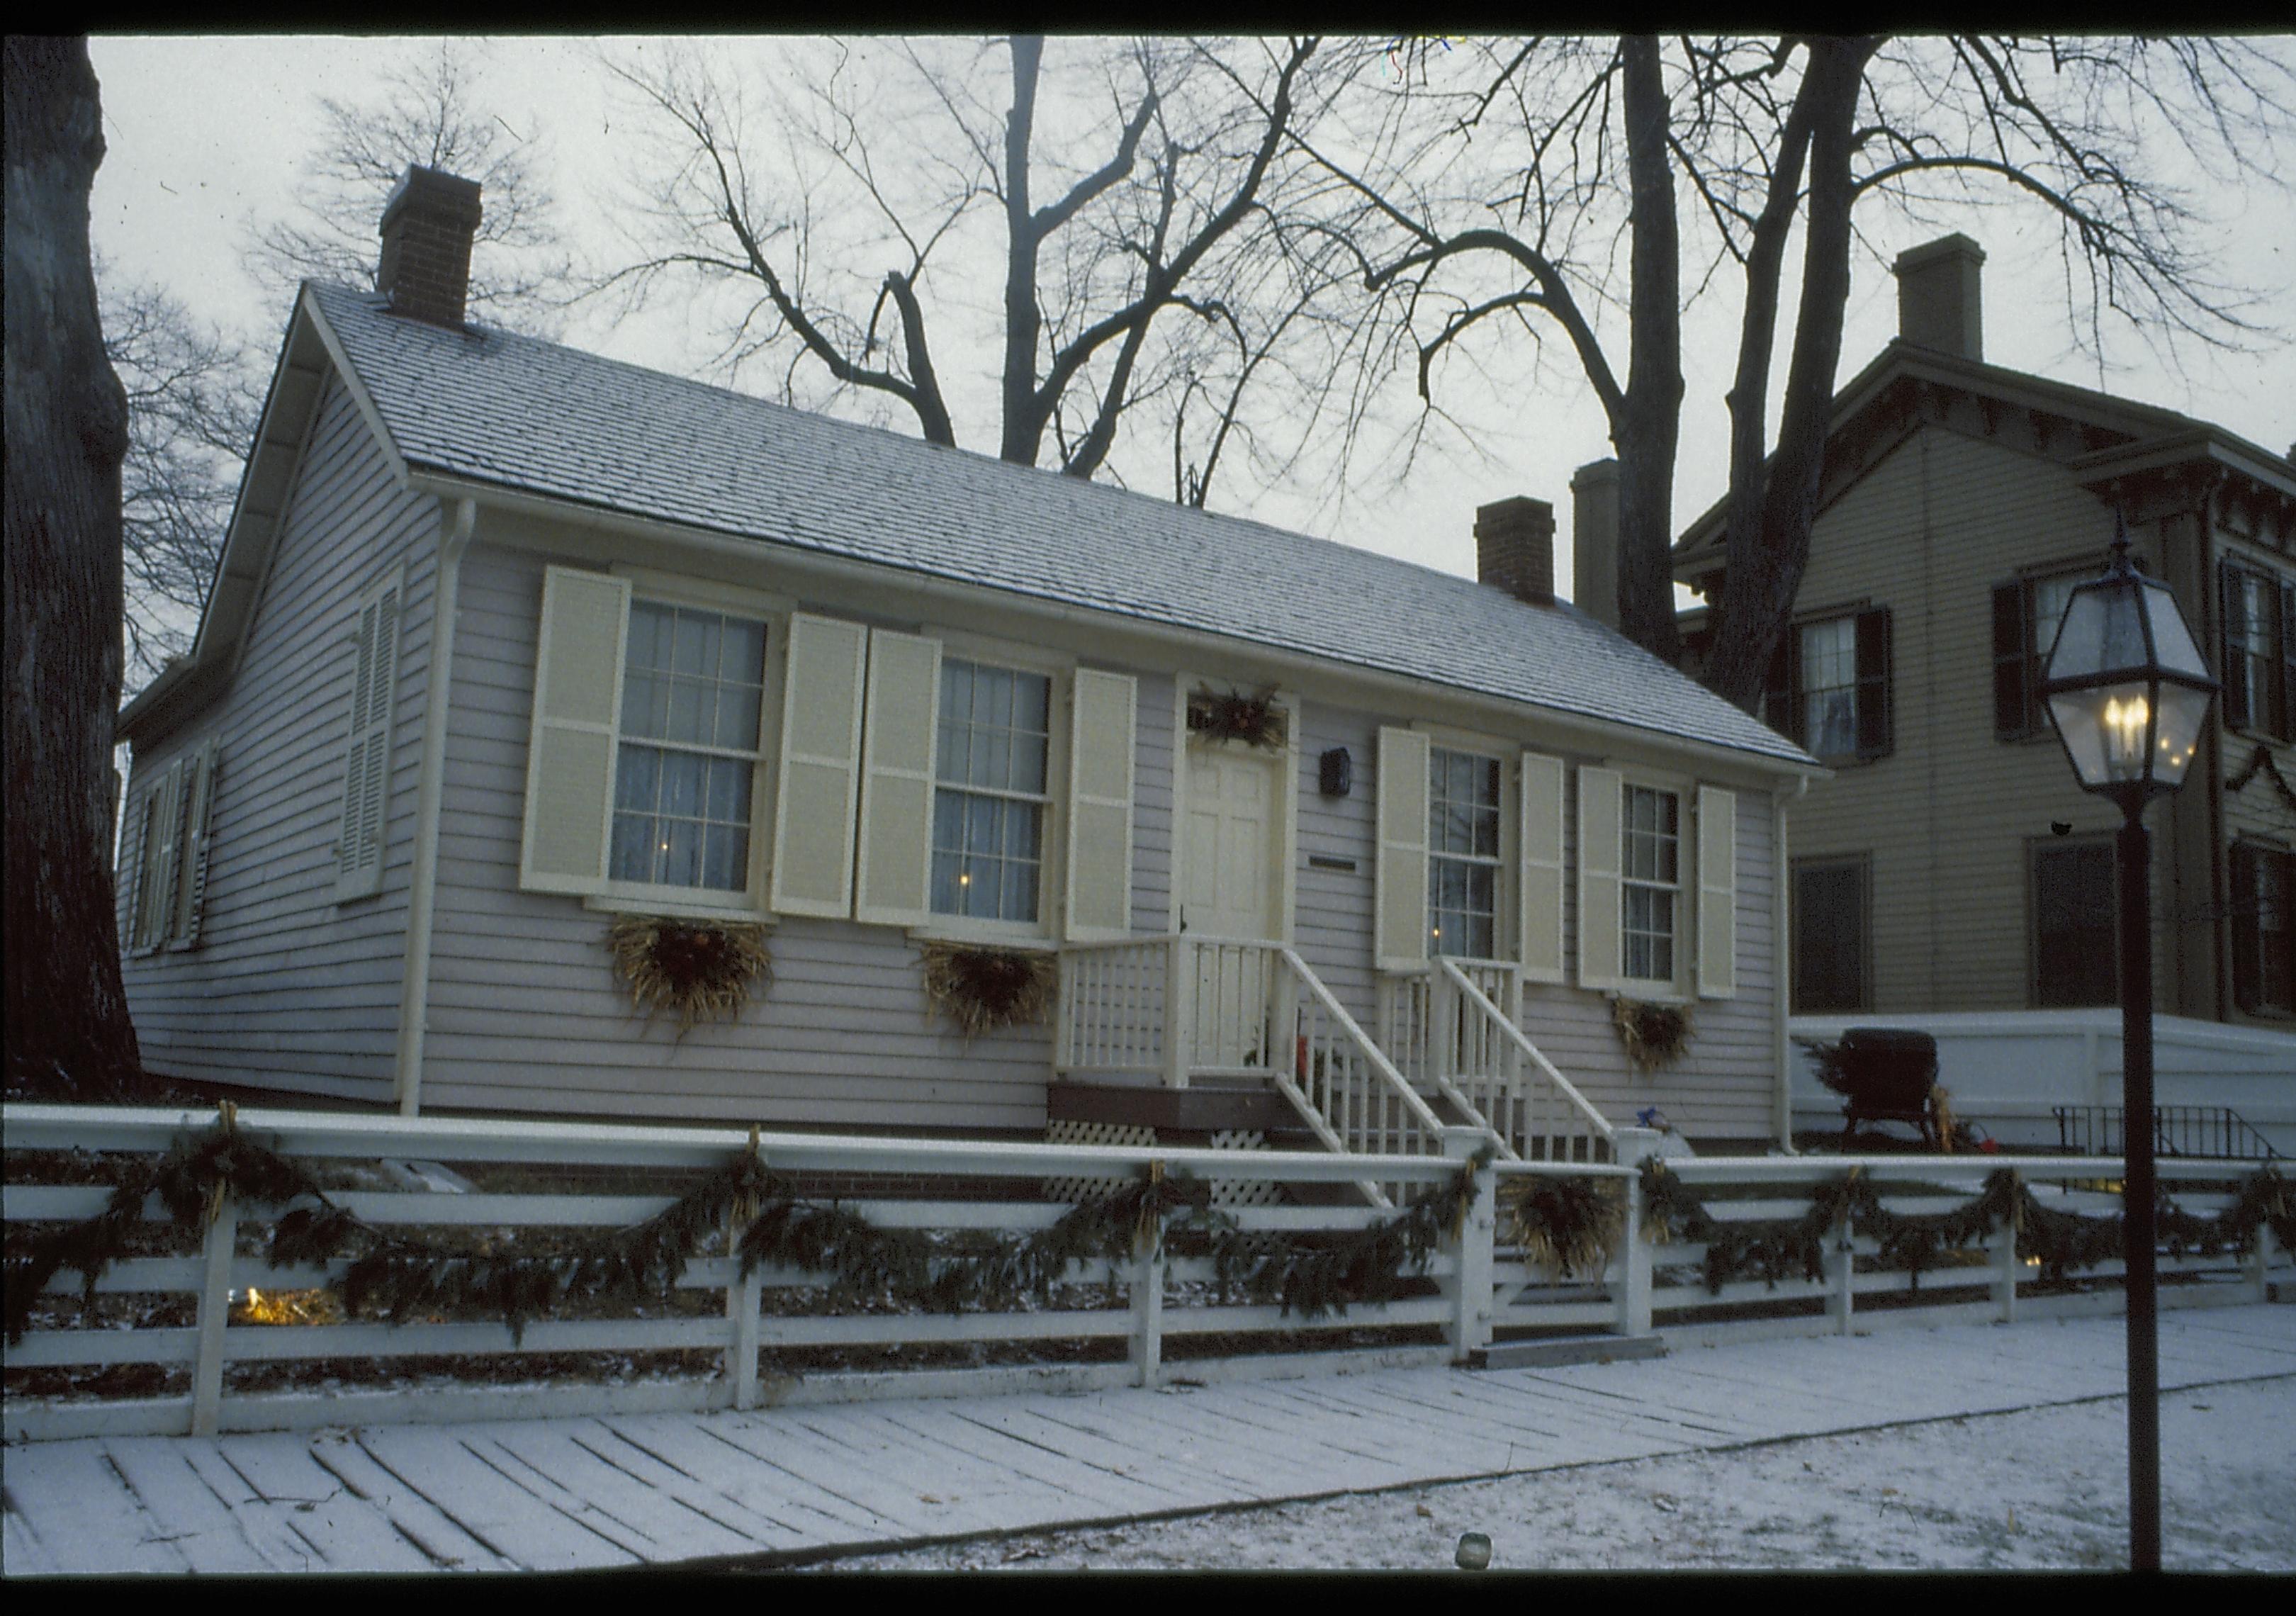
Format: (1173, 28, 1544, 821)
(116, 167, 1819, 1165)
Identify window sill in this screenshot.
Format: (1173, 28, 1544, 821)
(908, 923, 1057, 955)
(581, 892, 776, 926)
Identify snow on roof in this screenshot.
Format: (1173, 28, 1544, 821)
(309, 282, 1810, 768)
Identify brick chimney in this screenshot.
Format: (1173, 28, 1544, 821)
(1893, 233, 1984, 361)
(1570, 459, 1621, 630)
(1474, 496, 1556, 604)
(376, 166, 483, 327)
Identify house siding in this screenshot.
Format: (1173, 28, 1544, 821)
(119, 372, 441, 1101)
(408, 535, 1786, 1139)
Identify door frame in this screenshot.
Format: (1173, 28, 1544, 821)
(1169, 673, 1298, 946)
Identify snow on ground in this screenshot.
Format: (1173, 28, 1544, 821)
(808, 1376, 2296, 1572)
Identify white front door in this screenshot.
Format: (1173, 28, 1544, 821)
(1181, 744, 1284, 1070)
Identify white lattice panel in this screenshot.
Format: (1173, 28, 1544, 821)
(1207, 1128, 1284, 1207)
(1041, 1118, 1157, 1202)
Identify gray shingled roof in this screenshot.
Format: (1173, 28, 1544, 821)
(310, 282, 1810, 768)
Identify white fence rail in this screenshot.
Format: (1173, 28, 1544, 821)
(5, 1108, 2286, 1443)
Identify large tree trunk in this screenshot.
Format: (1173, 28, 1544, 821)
(4, 38, 144, 1100)
(1705, 37, 1880, 714)
(1613, 35, 1684, 666)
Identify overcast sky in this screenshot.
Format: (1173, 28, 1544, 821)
(83, 35, 2296, 597)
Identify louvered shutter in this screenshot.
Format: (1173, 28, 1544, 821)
(1763, 634, 1799, 742)
(770, 613, 868, 918)
(2230, 842, 2262, 1013)
(1993, 580, 2030, 738)
(518, 566, 626, 894)
(1065, 668, 1137, 941)
(120, 779, 151, 953)
(2278, 579, 2295, 741)
(853, 629, 941, 926)
(133, 764, 181, 953)
(2220, 560, 2251, 732)
(1696, 785, 1738, 999)
(1375, 726, 1431, 973)
(172, 741, 220, 948)
(1855, 607, 1893, 759)
(1518, 751, 1565, 983)
(1576, 765, 1623, 990)
(335, 576, 403, 900)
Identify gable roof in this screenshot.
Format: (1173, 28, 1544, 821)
(133, 281, 1814, 770)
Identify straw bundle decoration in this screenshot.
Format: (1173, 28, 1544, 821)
(1499, 1174, 1626, 1280)
(607, 916, 773, 1030)
(921, 942, 1057, 1038)
(1612, 997, 1692, 1072)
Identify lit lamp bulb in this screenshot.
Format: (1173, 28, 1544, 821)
(2103, 693, 2149, 780)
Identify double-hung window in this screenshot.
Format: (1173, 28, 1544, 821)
(608, 600, 768, 893)
(522, 565, 1139, 937)
(2231, 841, 2295, 1015)
(1620, 785, 1681, 984)
(1762, 607, 1891, 760)
(1994, 565, 2094, 739)
(1426, 748, 1503, 958)
(2221, 559, 2294, 741)
(931, 659, 1052, 924)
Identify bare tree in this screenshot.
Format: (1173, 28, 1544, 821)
(601, 35, 1341, 500)
(6, 37, 145, 1099)
(100, 271, 265, 690)
(1313, 35, 2296, 709)
(247, 40, 570, 330)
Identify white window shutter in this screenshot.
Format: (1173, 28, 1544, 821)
(133, 763, 181, 953)
(770, 612, 869, 918)
(1697, 785, 1738, 999)
(854, 629, 942, 926)
(518, 566, 627, 895)
(1577, 765, 1623, 991)
(1375, 726, 1431, 973)
(1519, 751, 1566, 983)
(172, 741, 220, 948)
(336, 575, 403, 900)
(1065, 668, 1137, 941)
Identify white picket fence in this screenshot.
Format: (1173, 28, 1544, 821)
(4, 1105, 2286, 1443)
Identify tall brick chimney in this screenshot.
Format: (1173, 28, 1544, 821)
(376, 165, 483, 327)
(1893, 233, 1984, 361)
(1474, 496, 1556, 604)
(1570, 459, 1621, 630)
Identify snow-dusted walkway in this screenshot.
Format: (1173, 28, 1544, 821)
(5, 1306, 2290, 1574)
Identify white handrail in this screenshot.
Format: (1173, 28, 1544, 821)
(1438, 956, 1616, 1157)
(1279, 947, 1448, 1141)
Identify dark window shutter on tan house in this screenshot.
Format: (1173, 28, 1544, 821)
(2230, 841, 2262, 1013)
(2281, 580, 2296, 739)
(1993, 581, 2030, 739)
(2221, 559, 2251, 732)
(1763, 634, 1800, 744)
(1855, 607, 1893, 759)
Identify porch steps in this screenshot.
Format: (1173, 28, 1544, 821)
(1477, 1333, 1667, 1370)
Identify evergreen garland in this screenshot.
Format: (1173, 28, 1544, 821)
(7, 1113, 1488, 1345)
(1635, 1160, 2292, 1293)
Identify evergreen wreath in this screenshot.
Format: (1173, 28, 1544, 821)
(1612, 997, 1692, 1073)
(920, 943, 1058, 1038)
(1498, 1174, 1626, 1280)
(1186, 687, 1287, 749)
(6, 1113, 1490, 1345)
(607, 916, 772, 1031)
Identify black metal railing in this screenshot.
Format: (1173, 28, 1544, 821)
(2052, 1105, 2282, 1161)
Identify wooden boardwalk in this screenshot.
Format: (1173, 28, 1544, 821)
(6, 1306, 2290, 1573)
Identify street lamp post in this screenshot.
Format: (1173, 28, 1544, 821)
(2038, 515, 2217, 1573)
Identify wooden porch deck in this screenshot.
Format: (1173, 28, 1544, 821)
(6, 1304, 2287, 1574)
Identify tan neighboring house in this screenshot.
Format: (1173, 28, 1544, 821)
(1667, 234, 2296, 1035)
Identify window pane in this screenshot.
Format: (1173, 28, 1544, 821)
(667, 677, 708, 745)
(702, 824, 747, 891)
(663, 819, 702, 888)
(705, 756, 748, 823)
(1015, 670, 1049, 734)
(626, 602, 670, 672)
(616, 744, 659, 812)
(609, 812, 654, 882)
(721, 617, 766, 684)
(716, 683, 762, 751)
(671, 612, 709, 676)
(660, 751, 704, 819)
